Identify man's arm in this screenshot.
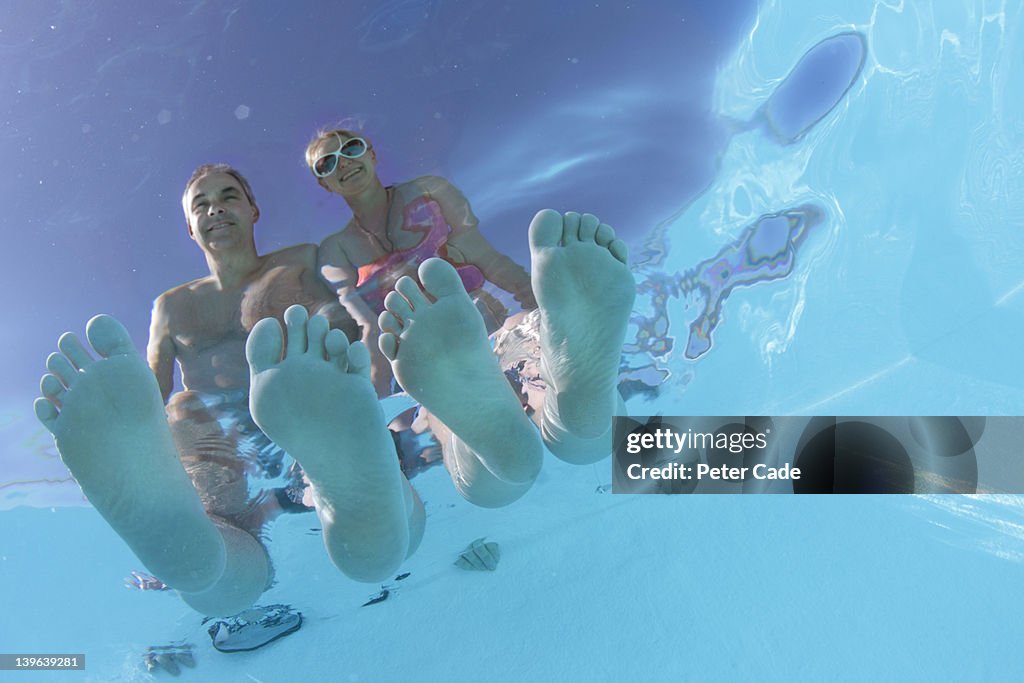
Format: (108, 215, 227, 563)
(424, 176, 537, 309)
(317, 235, 394, 396)
(147, 294, 177, 403)
(288, 243, 361, 343)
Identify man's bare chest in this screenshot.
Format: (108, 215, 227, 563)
(172, 265, 321, 353)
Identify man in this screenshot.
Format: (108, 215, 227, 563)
(36, 164, 636, 617)
(35, 165, 425, 617)
(151, 163, 358, 402)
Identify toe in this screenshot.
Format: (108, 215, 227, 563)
(379, 333, 399, 362)
(325, 328, 350, 372)
(384, 291, 414, 324)
(528, 209, 565, 250)
(347, 341, 372, 380)
(40, 374, 66, 404)
(284, 305, 309, 358)
(578, 213, 600, 242)
(58, 333, 94, 370)
(306, 314, 329, 357)
(562, 211, 582, 243)
(46, 353, 79, 388)
(379, 310, 403, 336)
(609, 239, 629, 265)
(395, 276, 429, 310)
(595, 223, 615, 246)
(245, 317, 284, 374)
(324, 328, 350, 367)
(85, 315, 136, 358)
(34, 397, 59, 431)
(418, 258, 465, 299)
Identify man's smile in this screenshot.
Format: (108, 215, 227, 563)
(206, 219, 234, 233)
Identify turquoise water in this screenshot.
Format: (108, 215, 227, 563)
(3, 0, 1024, 680)
(630, 0, 1024, 418)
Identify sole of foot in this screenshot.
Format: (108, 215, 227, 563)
(246, 305, 411, 580)
(528, 210, 635, 439)
(378, 258, 542, 485)
(35, 315, 224, 592)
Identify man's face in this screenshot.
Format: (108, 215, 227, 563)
(185, 172, 258, 253)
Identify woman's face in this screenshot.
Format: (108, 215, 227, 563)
(312, 134, 378, 196)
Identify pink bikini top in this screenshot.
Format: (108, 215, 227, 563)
(355, 194, 485, 314)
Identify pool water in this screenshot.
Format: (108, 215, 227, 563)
(2, 0, 1023, 680)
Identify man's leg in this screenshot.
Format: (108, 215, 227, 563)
(378, 259, 544, 508)
(163, 392, 276, 616)
(528, 210, 635, 464)
(35, 315, 267, 615)
(247, 306, 424, 583)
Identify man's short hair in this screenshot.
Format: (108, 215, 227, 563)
(181, 164, 260, 231)
(305, 128, 371, 190)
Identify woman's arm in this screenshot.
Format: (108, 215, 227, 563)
(317, 234, 395, 396)
(448, 229, 537, 309)
(423, 177, 537, 309)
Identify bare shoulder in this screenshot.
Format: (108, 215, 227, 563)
(319, 229, 343, 250)
(156, 276, 213, 309)
(151, 277, 210, 335)
(318, 228, 358, 263)
(408, 176, 472, 215)
(406, 175, 455, 195)
(264, 243, 318, 268)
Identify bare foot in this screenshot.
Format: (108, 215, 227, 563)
(247, 305, 414, 581)
(529, 210, 635, 439)
(34, 315, 225, 592)
(378, 259, 543, 485)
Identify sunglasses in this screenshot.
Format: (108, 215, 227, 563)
(312, 136, 369, 178)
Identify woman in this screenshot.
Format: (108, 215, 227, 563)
(308, 128, 537, 396)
